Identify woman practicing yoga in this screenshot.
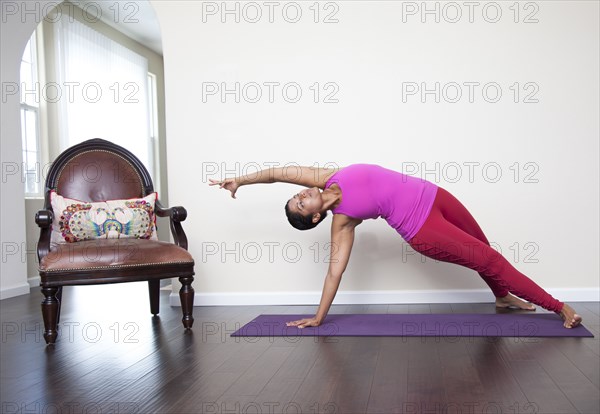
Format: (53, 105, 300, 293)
(209, 163, 582, 329)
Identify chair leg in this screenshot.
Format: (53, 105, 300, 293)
(56, 286, 63, 325)
(178, 276, 194, 329)
(41, 287, 60, 344)
(148, 280, 160, 316)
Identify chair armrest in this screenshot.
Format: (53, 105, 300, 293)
(155, 202, 187, 222)
(155, 201, 189, 250)
(35, 209, 53, 261)
(36, 209, 53, 227)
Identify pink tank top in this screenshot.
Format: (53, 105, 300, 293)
(325, 164, 438, 241)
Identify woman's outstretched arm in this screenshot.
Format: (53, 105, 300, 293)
(286, 215, 360, 328)
(208, 166, 338, 197)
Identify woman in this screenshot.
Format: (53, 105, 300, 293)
(209, 163, 582, 329)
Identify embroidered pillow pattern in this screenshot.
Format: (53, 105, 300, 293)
(50, 191, 158, 246)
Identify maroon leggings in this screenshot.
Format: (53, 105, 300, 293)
(407, 187, 563, 313)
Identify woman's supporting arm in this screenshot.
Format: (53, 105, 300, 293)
(286, 215, 358, 328)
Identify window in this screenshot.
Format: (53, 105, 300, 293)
(20, 34, 42, 196)
(147, 72, 160, 194)
(20, 15, 161, 196)
(54, 16, 156, 179)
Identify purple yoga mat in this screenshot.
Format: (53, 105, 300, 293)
(231, 314, 594, 337)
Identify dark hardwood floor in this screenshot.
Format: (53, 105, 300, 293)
(1, 282, 598, 413)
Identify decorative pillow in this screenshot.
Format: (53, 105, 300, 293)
(50, 191, 158, 247)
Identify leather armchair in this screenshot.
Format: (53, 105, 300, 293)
(36, 138, 195, 344)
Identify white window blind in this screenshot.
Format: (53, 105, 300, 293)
(54, 16, 154, 178)
(20, 34, 42, 196)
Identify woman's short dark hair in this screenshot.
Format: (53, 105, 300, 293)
(284, 200, 328, 230)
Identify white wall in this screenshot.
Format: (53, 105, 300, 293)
(1, 0, 38, 299)
(152, 0, 599, 306)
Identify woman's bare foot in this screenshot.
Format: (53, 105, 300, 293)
(558, 303, 582, 328)
(495, 293, 536, 311)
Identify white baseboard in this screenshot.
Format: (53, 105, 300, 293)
(0, 283, 31, 300)
(28, 276, 41, 288)
(169, 288, 600, 307)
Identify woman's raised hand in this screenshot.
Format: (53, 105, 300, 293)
(208, 178, 240, 199)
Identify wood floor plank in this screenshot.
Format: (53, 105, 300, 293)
(554, 338, 600, 389)
(406, 337, 447, 410)
(329, 337, 380, 413)
(247, 337, 330, 410)
(167, 372, 242, 413)
(367, 304, 390, 314)
(163, 343, 264, 411)
(582, 302, 600, 317)
(220, 345, 294, 397)
(465, 338, 531, 411)
(467, 302, 499, 314)
(366, 338, 410, 414)
(387, 304, 410, 313)
(451, 303, 479, 313)
(408, 304, 431, 314)
(290, 337, 357, 413)
(437, 338, 489, 410)
(506, 359, 579, 413)
(527, 338, 600, 413)
(430, 303, 454, 313)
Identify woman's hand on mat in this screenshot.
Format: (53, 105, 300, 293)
(286, 317, 321, 329)
(208, 178, 240, 199)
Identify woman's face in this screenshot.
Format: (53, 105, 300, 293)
(287, 187, 323, 220)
